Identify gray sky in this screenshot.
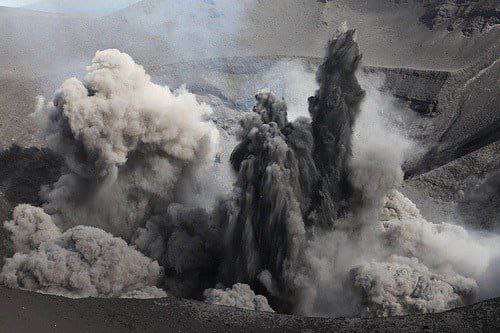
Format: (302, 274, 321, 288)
(0, 0, 37, 6)
(0, 0, 141, 14)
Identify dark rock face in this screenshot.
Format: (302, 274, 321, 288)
(419, 0, 499, 36)
(406, 98, 437, 116)
(317, 0, 498, 36)
(0, 145, 64, 265)
(362, 66, 450, 120)
(0, 145, 63, 218)
(457, 169, 500, 230)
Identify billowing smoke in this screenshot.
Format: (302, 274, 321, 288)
(134, 203, 223, 298)
(350, 255, 476, 317)
(2, 48, 225, 300)
(219, 29, 500, 317)
(221, 30, 366, 314)
(222, 89, 316, 313)
(1, 204, 165, 298)
(204, 283, 274, 312)
(349, 71, 410, 220)
(1, 30, 499, 317)
(348, 190, 484, 316)
(34, 48, 219, 239)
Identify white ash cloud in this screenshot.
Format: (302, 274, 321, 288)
(33, 48, 219, 239)
(204, 283, 274, 313)
(304, 67, 500, 317)
(0, 204, 165, 298)
(346, 190, 490, 317)
(3, 48, 225, 299)
(341, 71, 500, 316)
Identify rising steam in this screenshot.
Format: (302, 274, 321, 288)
(1, 31, 499, 317)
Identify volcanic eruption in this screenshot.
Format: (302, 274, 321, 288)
(1, 29, 499, 319)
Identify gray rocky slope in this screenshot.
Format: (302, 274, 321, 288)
(1, 0, 498, 154)
(0, 286, 499, 333)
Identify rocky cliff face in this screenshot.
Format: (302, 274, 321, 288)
(418, 0, 499, 35)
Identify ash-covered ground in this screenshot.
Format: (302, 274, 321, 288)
(0, 0, 499, 332)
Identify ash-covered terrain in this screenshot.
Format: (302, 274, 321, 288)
(0, 0, 499, 332)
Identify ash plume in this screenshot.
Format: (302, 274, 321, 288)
(220, 29, 500, 316)
(223, 90, 315, 312)
(2, 48, 224, 299)
(0, 30, 499, 317)
(308, 29, 365, 225)
(221, 30, 365, 313)
(34, 48, 220, 240)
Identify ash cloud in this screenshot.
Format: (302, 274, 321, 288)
(219, 29, 500, 316)
(134, 203, 223, 298)
(222, 30, 365, 314)
(1, 204, 165, 298)
(34, 48, 220, 240)
(2, 48, 224, 299)
(1, 29, 499, 317)
(347, 190, 493, 316)
(350, 255, 476, 317)
(204, 283, 274, 312)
